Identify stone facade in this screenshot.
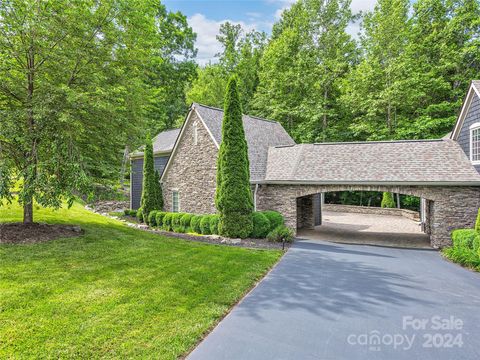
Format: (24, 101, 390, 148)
(162, 111, 218, 214)
(256, 184, 480, 248)
(323, 204, 420, 221)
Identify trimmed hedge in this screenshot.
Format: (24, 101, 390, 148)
(191, 215, 203, 234)
(172, 213, 186, 233)
(200, 215, 212, 235)
(443, 228, 480, 271)
(136, 207, 144, 222)
(148, 210, 158, 226)
(261, 211, 284, 231)
(210, 215, 220, 235)
(163, 213, 173, 231)
(155, 212, 167, 228)
(251, 212, 271, 238)
(181, 213, 194, 232)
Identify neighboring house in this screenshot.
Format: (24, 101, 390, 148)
(131, 82, 480, 248)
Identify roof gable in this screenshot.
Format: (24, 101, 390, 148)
(451, 81, 480, 140)
(130, 128, 180, 158)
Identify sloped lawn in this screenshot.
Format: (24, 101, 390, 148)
(0, 202, 282, 359)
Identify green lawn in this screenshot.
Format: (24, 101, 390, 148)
(0, 202, 282, 359)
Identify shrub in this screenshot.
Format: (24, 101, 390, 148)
(215, 77, 253, 239)
(172, 213, 186, 233)
(155, 212, 167, 228)
(148, 211, 158, 226)
(191, 215, 203, 234)
(124, 209, 137, 217)
(200, 215, 212, 235)
(163, 213, 173, 231)
(180, 213, 194, 232)
(267, 225, 294, 243)
(141, 134, 160, 218)
(251, 212, 271, 238)
(136, 207, 144, 222)
(381, 192, 396, 208)
(209, 215, 220, 235)
(261, 211, 284, 232)
(444, 229, 480, 270)
(475, 208, 480, 233)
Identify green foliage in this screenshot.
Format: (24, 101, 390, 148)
(475, 208, 480, 233)
(162, 213, 173, 231)
(443, 229, 480, 271)
(251, 212, 271, 238)
(124, 209, 137, 217)
(267, 225, 295, 243)
(261, 211, 284, 232)
(0, 0, 195, 223)
(180, 213, 194, 232)
(153, 170, 163, 211)
(200, 215, 213, 235)
(172, 213, 186, 233)
(136, 207, 144, 222)
(209, 215, 220, 235)
(381, 192, 396, 208)
(140, 134, 161, 221)
(148, 211, 158, 226)
(191, 215, 203, 234)
(215, 77, 253, 239)
(155, 212, 167, 228)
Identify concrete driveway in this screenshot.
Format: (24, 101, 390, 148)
(188, 239, 480, 360)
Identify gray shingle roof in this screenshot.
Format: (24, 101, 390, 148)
(264, 139, 480, 184)
(473, 80, 480, 94)
(131, 128, 180, 157)
(194, 103, 295, 181)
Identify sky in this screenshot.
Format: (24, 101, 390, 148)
(163, 0, 378, 65)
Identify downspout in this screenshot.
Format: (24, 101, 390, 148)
(254, 184, 259, 211)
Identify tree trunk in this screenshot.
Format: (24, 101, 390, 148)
(23, 201, 33, 224)
(323, 88, 328, 142)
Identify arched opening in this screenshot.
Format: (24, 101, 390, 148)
(295, 189, 434, 248)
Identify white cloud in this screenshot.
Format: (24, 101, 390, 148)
(188, 13, 269, 66)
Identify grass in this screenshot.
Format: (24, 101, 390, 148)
(0, 202, 282, 359)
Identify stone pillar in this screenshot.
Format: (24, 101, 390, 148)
(296, 195, 314, 230)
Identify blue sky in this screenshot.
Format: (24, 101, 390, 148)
(163, 0, 377, 65)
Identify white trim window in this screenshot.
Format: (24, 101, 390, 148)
(470, 123, 480, 165)
(193, 121, 198, 145)
(172, 190, 180, 212)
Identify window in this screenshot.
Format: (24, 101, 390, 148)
(172, 190, 179, 212)
(193, 121, 198, 145)
(470, 123, 480, 164)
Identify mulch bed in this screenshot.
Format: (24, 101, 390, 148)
(0, 223, 83, 244)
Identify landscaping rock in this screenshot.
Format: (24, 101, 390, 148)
(90, 200, 129, 214)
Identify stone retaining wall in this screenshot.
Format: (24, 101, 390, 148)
(323, 204, 420, 221)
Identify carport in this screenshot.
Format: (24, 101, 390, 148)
(255, 140, 480, 248)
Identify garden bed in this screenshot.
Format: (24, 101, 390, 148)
(0, 223, 83, 244)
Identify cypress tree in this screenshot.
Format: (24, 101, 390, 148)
(140, 134, 157, 222)
(215, 76, 253, 238)
(153, 169, 163, 210)
(381, 192, 396, 208)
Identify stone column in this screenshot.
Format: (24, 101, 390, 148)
(296, 195, 314, 230)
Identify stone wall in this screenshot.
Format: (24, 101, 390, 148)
(162, 111, 218, 214)
(323, 204, 420, 221)
(256, 184, 480, 248)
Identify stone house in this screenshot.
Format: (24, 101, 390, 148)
(131, 82, 480, 248)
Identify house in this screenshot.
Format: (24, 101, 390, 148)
(131, 82, 480, 248)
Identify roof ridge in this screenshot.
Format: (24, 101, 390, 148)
(193, 102, 280, 124)
(271, 139, 444, 148)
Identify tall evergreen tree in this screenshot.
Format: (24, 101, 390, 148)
(153, 170, 163, 211)
(215, 77, 253, 238)
(140, 134, 158, 221)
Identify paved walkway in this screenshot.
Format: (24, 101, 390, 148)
(188, 240, 480, 360)
(298, 211, 430, 248)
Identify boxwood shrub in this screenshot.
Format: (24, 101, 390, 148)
(136, 207, 144, 223)
(261, 211, 284, 231)
(443, 228, 480, 270)
(210, 215, 220, 235)
(181, 213, 194, 232)
(191, 215, 203, 234)
(162, 213, 173, 231)
(200, 215, 212, 235)
(172, 213, 186, 233)
(148, 211, 158, 226)
(251, 212, 271, 238)
(155, 212, 167, 228)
